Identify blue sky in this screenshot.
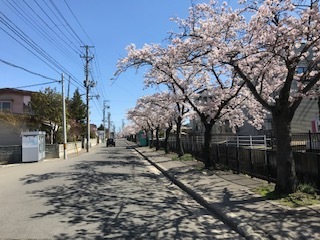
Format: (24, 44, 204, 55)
(0, 0, 239, 132)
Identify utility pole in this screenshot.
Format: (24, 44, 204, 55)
(61, 73, 67, 160)
(81, 45, 94, 152)
(67, 75, 71, 100)
(103, 101, 106, 143)
(103, 100, 109, 143)
(107, 112, 111, 138)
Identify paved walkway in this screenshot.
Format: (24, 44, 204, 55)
(135, 146, 320, 240)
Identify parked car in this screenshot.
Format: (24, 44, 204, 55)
(106, 138, 115, 147)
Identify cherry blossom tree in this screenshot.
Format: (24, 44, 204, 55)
(117, 35, 261, 169)
(141, 93, 172, 150)
(120, 123, 140, 141)
(232, 0, 320, 194)
(178, 0, 320, 193)
(116, 47, 190, 157)
(127, 104, 151, 147)
(127, 92, 177, 152)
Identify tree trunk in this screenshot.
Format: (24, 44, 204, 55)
(176, 116, 184, 157)
(318, 96, 320, 121)
(164, 125, 172, 154)
(273, 110, 298, 194)
(50, 128, 54, 144)
(203, 123, 215, 169)
(145, 130, 149, 147)
(155, 126, 160, 150)
(149, 129, 154, 148)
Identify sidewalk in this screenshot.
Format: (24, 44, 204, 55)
(135, 146, 320, 240)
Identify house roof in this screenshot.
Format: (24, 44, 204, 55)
(0, 88, 35, 96)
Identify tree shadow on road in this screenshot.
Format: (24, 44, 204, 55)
(20, 152, 240, 239)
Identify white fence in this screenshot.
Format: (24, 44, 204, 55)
(169, 135, 268, 148)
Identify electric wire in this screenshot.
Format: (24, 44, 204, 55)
(0, 12, 84, 90)
(4, 0, 79, 65)
(63, 0, 94, 46)
(1, 12, 65, 73)
(32, 0, 81, 55)
(0, 14, 60, 75)
(15, 81, 60, 89)
(64, 0, 108, 108)
(0, 58, 59, 81)
(1, 2, 86, 89)
(1, 0, 104, 122)
(63, 0, 108, 104)
(49, 0, 85, 46)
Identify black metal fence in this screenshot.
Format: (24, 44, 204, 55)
(163, 133, 320, 190)
(291, 132, 320, 152)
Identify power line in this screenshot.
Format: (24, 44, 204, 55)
(32, 0, 81, 55)
(49, 0, 85, 46)
(1, 0, 100, 108)
(0, 12, 65, 72)
(15, 81, 60, 89)
(0, 10, 85, 89)
(3, 0, 79, 65)
(62, 0, 108, 107)
(0, 58, 59, 81)
(63, 0, 94, 46)
(0, 14, 61, 75)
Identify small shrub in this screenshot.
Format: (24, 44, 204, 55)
(172, 153, 193, 161)
(255, 183, 320, 208)
(297, 183, 316, 195)
(255, 184, 274, 197)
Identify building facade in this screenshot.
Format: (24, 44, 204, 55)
(0, 88, 34, 145)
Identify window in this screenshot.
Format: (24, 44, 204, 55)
(0, 101, 11, 112)
(296, 67, 308, 74)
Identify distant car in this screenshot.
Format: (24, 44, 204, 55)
(106, 138, 115, 147)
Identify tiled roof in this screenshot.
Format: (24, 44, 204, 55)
(0, 88, 35, 95)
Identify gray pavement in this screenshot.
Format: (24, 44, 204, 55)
(134, 145, 320, 240)
(0, 141, 245, 239)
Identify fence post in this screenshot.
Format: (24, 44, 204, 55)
(191, 136, 194, 154)
(236, 136, 240, 174)
(250, 148, 253, 178)
(308, 130, 313, 151)
(216, 143, 220, 163)
(317, 153, 320, 190)
(236, 146, 240, 174)
(266, 150, 271, 183)
(225, 138, 229, 166)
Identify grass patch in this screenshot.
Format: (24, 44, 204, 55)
(172, 153, 193, 161)
(215, 163, 231, 171)
(255, 184, 320, 208)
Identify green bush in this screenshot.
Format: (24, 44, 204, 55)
(297, 183, 316, 195)
(255, 183, 320, 208)
(172, 153, 193, 161)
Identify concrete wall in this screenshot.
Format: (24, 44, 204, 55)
(0, 124, 22, 145)
(0, 139, 99, 164)
(0, 145, 21, 164)
(46, 141, 87, 159)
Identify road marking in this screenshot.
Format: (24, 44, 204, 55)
(132, 150, 162, 175)
(145, 164, 161, 175)
(141, 158, 162, 175)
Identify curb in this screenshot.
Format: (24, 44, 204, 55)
(135, 148, 271, 240)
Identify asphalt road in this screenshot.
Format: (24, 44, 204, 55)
(0, 139, 243, 239)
